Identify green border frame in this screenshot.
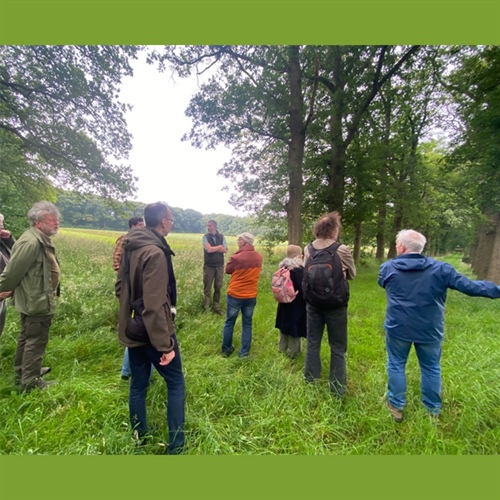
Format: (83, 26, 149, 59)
(0, 0, 499, 44)
(0, 1, 499, 499)
(1, 456, 500, 499)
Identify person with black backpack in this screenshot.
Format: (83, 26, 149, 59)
(302, 212, 356, 397)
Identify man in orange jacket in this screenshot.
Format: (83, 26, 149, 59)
(221, 232, 262, 358)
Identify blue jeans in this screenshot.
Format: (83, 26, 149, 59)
(128, 336, 185, 454)
(304, 304, 348, 395)
(386, 335, 442, 414)
(222, 294, 256, 356)
(122, 347, 153, 378)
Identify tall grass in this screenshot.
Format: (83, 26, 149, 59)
(0, 229, 498, 455)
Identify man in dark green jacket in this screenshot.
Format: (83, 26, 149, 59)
(0, 201, 60, 392)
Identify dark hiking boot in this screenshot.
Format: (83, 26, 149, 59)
(221, 346, 235, 358)
(20, 377, 56, 394)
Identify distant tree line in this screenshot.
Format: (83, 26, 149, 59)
(54, 191, 258, 237)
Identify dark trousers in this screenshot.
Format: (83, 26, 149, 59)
(203, 264, 223, 308)
(0, 299, 7, 338)
(14, 313, 53, 387)
(128, 335, 185, 454)
(304, 304, 348, 395)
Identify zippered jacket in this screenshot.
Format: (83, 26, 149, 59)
(378, 253, 500, 343)
(0, 227, 59, 316)
(115, 227, 176, 353)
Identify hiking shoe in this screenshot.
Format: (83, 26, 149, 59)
(20, 377, 56, 393)
(121, 375, 131, 381)
(40, 367, 51, 377)
(213, 308, 223, 316)
(133, 430, 148, 447)
(386, 401, 403, 423)
(238, 352, 249, 359)
(221, 346, 235, 358)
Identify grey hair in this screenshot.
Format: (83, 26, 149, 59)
(279, 256, 303, 269)
(27, 201, 60, 225)
(396, 229, 427, 253)
(207, 219, 218, 228)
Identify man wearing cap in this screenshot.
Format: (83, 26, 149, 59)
(221, 232, 263, 358)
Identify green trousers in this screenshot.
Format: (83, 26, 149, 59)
(278, 332, 302, 358)
(14, 313, 53, 388)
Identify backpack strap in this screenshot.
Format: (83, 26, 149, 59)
(308, 241, 341, 260)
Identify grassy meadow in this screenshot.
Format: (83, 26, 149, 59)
(0, 228, 498, 455)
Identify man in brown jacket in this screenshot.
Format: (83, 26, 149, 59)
(115, 202, 185, 453)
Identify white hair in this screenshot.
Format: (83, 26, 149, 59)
(396, 229, 427, 253)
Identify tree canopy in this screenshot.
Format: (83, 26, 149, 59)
(2, 45, 499, 281)
(0, 45, 140, 229)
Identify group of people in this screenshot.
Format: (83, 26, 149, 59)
(0, 201, 499, 455)
(199, 210, 500, 422)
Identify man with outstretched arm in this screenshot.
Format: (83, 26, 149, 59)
(378, 228, 500, 423)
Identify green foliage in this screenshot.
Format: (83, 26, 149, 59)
(54, 189, 263, 237)
(0, 45, 140, 210)
(0, 230, 498, 455)
(445, 45, 500, 214)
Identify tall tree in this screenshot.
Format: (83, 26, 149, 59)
(313, 46, 421, 214)
(0, 45, 140, 214)
(443, 46, 500, 281)
(154, 45, 318, 245)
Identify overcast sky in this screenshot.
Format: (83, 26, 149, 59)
(119, 54, 240, 216)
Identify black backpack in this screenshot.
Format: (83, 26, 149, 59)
(302, 242, 349, 308)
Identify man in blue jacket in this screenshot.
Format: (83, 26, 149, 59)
(378, 229, 500, 422)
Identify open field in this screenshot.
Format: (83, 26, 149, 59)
(0, 228, 498, 455)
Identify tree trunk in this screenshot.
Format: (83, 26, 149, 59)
(471, 212, 500, 283)
(353, 222, 362, 262)
(286, 46, 306, 246)
(387, 209, 403, 259)
(327, 48, 346, 214)
(486, 213, 500, 283)
(376, 96, 391, 261)
(375, 211, 386, 261)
